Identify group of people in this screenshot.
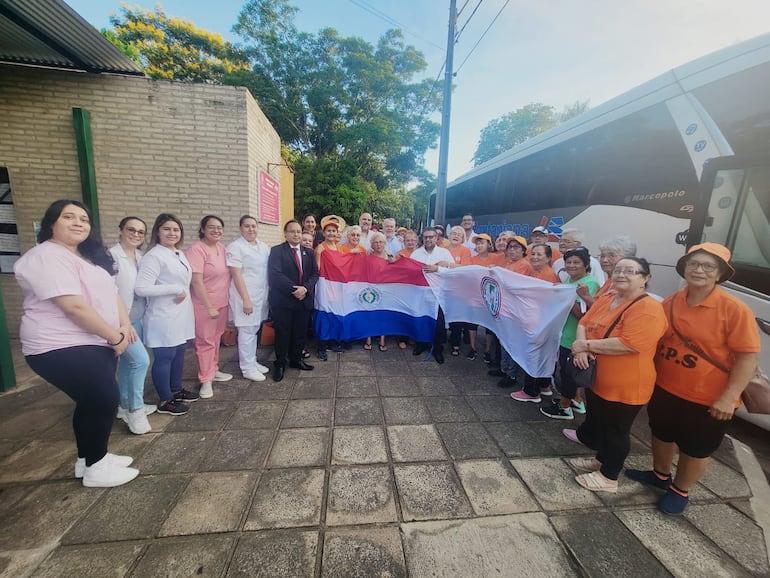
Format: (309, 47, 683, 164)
(15, 202, 761, 517)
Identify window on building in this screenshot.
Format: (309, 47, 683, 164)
(0, 168, 20, 273)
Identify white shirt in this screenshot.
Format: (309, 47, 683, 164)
(385, 235, 404, 256)
(135, 245, 195, 348)
(109, 243, 145, 323)
(552, 256, 607, 286)
(463, 229, 479, 256)
(226, 236, 270, 327)
(410, 245, 453, 266)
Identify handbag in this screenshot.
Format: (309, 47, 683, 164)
(668, 302, 770, 415)
(565, 294, 648, 389)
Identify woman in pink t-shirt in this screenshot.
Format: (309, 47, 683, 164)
(186, 215, 232, 399)
(14, 200, 139, 488)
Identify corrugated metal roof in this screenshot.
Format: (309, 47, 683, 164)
(0, 0, 144, 75)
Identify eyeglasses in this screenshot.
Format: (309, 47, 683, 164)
(559, 238, 581, 245)
(125, 227, 145, 236)
(423, 234, 436, 239)
(611, 268, 645, 276)
(685, 260, 719, 273)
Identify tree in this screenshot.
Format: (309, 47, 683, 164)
(472, 100, 590, 166)
(108, 6, 250, 82)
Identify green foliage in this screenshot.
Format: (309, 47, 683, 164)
(101, 28, 142, 64)
(472, 100, 591, 167)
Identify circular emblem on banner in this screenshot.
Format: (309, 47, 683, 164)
(357, 286, 382, 306)
(480, 276, 502, 319)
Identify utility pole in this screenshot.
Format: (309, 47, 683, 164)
(434, 0, 456, 228)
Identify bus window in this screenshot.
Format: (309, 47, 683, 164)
(732, 168, 770, 269)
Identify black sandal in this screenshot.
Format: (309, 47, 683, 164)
(451, 346, 460, 357)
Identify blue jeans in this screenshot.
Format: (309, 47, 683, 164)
(151, 343, 187, 402)
(117, 320, 150, 411)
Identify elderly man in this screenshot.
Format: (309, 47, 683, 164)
(529, 226, 561, 262)
(551, 227, 605, 286)
(382, 218, 404, 255)
(268, 220, 319, 382)
(460, 214, 479, 255)
(410, 227, 453, 364)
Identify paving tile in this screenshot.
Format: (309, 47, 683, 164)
(241, 381, 293, 400)
(527, 421, 595, 456)
(282, 399, 333, 428)
(322, 527, 406, 578)
(449, 374, 498, 395)
(300, 361, 337, 378)
(424, 396, 477, 422)
(0, 439, 25, 461)
(244, 468, 325, 530)
(334, 398, 382, 425)
(436, 422, 501, 459)
(408, 361, 455, 377)
(402, 514, 576, 577)
(393, 463, 473, 521)
(594, 454, 665, 507)
(159, 471, 256, 536)
(131, 534, 234, 577)
(267, 428, 329, 467)
(374, 361, 413, 377)
(485, 422, 556, 458)
(415, 376, 461, 397)
(0, 383, 56, 418)
(684, 503, 770, 576)
(63, 475, 188, 543)
(335, 376, 378, 397)
(0, 439, 75, 482)
(337, 361, 375, 376)
(205, 381, 250, 401)
(331, 426, 388, 465)
(381, 397, 431, 424)
(163, 401, 236, 432)
(550, 512, 670, 577)
(136, 432, 217, 474)
(615, 509, 750, 577)
(511, 457, 603, 511)
(33, 541, 144, 578)
(377, 376, 421, 396)
(387, 425, 447, 462)
(227, 530, 318, 578)
(455, 459, 539, 515)
(0, 404, 68, 439)
(466, 396, 528, 421)
(226, 401, 285, 430)
(200, 429, 273, 471)
(326, 465, 398, 525)
(698, 457, 752, 499)
(0, 481, 105, 550)
(291, 378, 335, 399)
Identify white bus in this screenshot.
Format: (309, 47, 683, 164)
(438, 33, 770, 428)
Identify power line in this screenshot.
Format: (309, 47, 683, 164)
(455, 0, 510, 74)
(457, 0, 472, 17)
(455, 0, 484, 43)
(347, 0, 444, 51)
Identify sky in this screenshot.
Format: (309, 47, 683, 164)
(66, 0, 770, 181)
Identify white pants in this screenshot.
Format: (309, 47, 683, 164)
(237, 324, 260, 373)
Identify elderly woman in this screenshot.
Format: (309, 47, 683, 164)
(626, 244, 759, 514)
(447, 225, 472, 266)
(227, 215, 270, 382)
(564, 257, 667, 493)
(502, 236, 534, 276)
(109, 216, 154, 435)
(584, 236, 638, 303)
(495, 231, 513, 253)
(364, 231, 391, 351)
(529, 243, 560, 283)
(397, 230, 419, 259)
(16, 200, 138, 487)
(136, 214, 197, 415)
(315, 216, 344, 360)
(342, 225, 366, 253)
(186, 215, 232, 399)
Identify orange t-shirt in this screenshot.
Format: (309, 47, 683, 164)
(470, 252, 503, 267)
(531, 266, 559, 283)
(594, 278, 615, 298)
(654, 287, 761, 407)
(580, 294, 667, 405)
(448, 245, 471, 266)
(503, 258, 535, 277)
(342, 245, 366, 254)
(527, 245, 562, 263)
(396, 248, 413, 259)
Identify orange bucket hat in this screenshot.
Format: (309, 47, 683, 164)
(675, 242, 735, 284)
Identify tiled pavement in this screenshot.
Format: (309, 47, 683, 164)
(1, 343, 769, 577)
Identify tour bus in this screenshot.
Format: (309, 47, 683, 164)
(436, 33, 770, 428)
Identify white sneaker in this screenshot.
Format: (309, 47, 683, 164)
(82, 457, 139, 488)
(255, 362, 270, 374)
(199, 381, 214, 398)
(126, 408, 152, 435)
(214, 371, 233, 382)
(117, 404, 157, 421)
(243, 370, 266, 382)
(75, 453, 133, 479)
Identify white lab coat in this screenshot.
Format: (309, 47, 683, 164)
(109, 243, 145, 323)
(226, 236, 270, 327)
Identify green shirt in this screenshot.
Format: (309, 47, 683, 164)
(560, 274, 600, 348)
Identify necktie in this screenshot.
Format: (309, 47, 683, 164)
(293, 247, 303, 284)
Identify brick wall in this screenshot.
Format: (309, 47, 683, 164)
(0, 65, 285, 335)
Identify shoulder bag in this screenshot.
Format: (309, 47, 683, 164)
(564, 294, 648, 389)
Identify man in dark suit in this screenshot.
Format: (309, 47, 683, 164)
(268, 220, 320, 382)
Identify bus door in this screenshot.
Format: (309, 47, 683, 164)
(695, 156, 770, 427)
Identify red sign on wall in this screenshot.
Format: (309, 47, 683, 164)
(258, 170, 280, 225)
